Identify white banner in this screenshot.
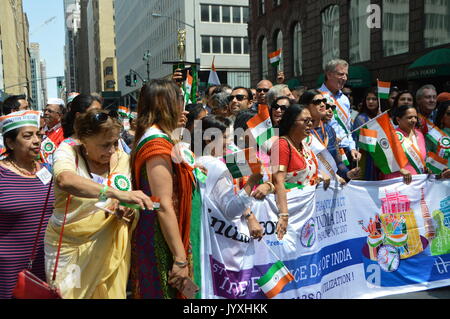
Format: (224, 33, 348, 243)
(200, 175, 450, 299)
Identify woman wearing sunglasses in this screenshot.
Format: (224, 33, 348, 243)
(44, 109, 153, 299)
(270, 96, 291, 128)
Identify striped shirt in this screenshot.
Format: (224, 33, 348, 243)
(0, 165, 54, 299)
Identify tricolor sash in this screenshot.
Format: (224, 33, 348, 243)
(396, 132, 425, 174)
(319, 90, 350, 135)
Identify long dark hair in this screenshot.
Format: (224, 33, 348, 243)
(192, 115, 231, 156)
(299, 89, 322, 106)
(62, 94, 102, 138)
(390, 90, 415, 117)
(360, 87, 379, 118)
(434, 101, 450, 129)
(278, 104, 308, 136)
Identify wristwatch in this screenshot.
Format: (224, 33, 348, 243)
(98, 185, 109, 202)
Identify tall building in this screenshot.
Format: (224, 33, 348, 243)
(0, 0, 31, 101)
(248, 0, 450, 98)
(64, 0, 81, 94)
(30, 42, 44, 109)
(115, 0, 250, 103)
(40, 60, 48, 106)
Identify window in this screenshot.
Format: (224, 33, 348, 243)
(243, 37, 249, 54)
(201, 4, 209, 22)
(202, 36, 211, 53)
(222, 6, 231, 23)
(322, 5, 340, 68)
(259, 0, 265, 16)
(349, 0, 371, 63)
(273, 0, 281, 7)
(275, 30, 284, 71)
(424, 0, 450, 48)
(105, 80, 115, 89)
(233, 37, 242, 54)
(104, 66, 113, 76)
(243, 7, 249, 23)
(211, 5, 220, 22)
(212, 36, 221, 53)
(261, 37, 268, 79)
(293, 23, 302, 76)
(382, 0, 409, 56)
(223, 37, 232, 54)
(233, 6, 241, 23)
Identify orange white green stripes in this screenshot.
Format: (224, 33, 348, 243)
(257, 260, 294, 298)
(118, 106, 129, 117)
(268, 49, 282, 67)
(224, 148, 261, 178)
(339, 148, 349, 166)
(426, 152, 448, 174)
(358, 128, 378, 153)
(247, 104, 276, 153)
(363, 113, 408, 174)
(377, 80, 391, 100)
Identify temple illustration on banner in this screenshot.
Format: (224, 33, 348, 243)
(430, 196, 450, 256)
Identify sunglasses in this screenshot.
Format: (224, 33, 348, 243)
(256, 88, 270, 93)
(326, 104, 336, 110)
(229, 94, 248, 102)
(272, 104, 288, 112)
(311, 98, 327, 105)
(93, 111, 119, 123)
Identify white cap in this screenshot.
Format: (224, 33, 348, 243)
(47, 98, 65, 107)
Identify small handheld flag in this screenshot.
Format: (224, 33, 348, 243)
(118, 106, 129, 118)
(224, 148, 261, 178)
(268, 49, 282, 68)
(339, 148, 350, 166)
(207, 56, 221, 86)
(358, 128, 378, 153)
(246, 104, 276, 153)
(256, 260, 294, 298)
(377, 80, 391, 100)
(426, 152, 448, 174)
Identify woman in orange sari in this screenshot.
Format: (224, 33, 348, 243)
(130, 79, 195, 299)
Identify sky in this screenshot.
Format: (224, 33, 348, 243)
(23, 0, 65, 99)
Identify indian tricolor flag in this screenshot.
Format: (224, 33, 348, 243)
(118, 106, 129, 118)
(423, 116, 447, 147)
(268, 49, 282, 68)
(224, 148, 261, 178)
(358, 128, 378, 153)
(377, 80, 391, 100)
(247, 104, 276, 153)
(426, 152, 448, 174)
(363, 113, 408, 174)
(339, 148, 350, 166)
(257, 260, 294, 299)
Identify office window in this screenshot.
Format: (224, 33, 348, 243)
(201, 4, 209, 22)
(212, 36, 221, 53)
(383, 0, 409, 56)
(424, 0, 450, 48)
(322, 5, 340, 68)
(243, 7, 249, 23)
(223, 37, 232, 53)
(293, 23, 302, 76)
(211, 5, 220, 22)
(274, 30, 284, 70)
(259, 0, 266, 16)
(233, 37, 242, 54)
(261, 37, 268, 79)
(349, 0, 371, 63)
(243, 37, 249, 54)
(222, 6, 231, 23)
(202, 36, 211, 53)
(104, 66, 113, 76)
(233, 6, 241, 23)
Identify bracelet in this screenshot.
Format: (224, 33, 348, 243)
(278, 213, 289, 218)
(98, 185, 109, 202)
(244, 211, 253, 219)
(265, 181, 275, 193)
(173, 260, 188, 268)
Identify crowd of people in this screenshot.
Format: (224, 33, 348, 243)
(0, 58, 449, 299)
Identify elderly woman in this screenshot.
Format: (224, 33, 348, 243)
(130, 79, 198, 299)
(271, 104, 325, 240)
(44, 109, 152, 299)
(0, 111, 54, 299)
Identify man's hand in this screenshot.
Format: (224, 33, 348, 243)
(172, 68, 183, 87)
(351, 149, 362, 162)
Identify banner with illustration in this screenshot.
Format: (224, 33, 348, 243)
(199, 175, 450, 299)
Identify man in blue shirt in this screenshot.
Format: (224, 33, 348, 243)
(319, 59, 361, 163)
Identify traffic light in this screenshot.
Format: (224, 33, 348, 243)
(125, 74, 131, 87)
(57, 79, 63, 88)
(133, 74, 137, 86)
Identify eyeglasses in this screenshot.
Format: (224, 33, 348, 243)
(296, 118, 313, 125)
(311, 99, 327, 105)
(272, 104, 288, 112)
(43, 108, 61, 115)
(229, 94, 248, 102)
(256, 88, 270, 93)
(326, 104, 336, 110)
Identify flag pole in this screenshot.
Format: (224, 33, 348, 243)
(377, 79, 382, 115)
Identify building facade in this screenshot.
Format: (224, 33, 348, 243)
(29, 42, 44, 109)
(248, 0, 450, 99)
(115, 0, 250, 102)
(64, 0, 81, 94)
(0, 0, 31, 101)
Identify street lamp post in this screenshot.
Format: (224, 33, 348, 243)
(151, 12, 198, 65)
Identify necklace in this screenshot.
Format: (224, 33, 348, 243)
(6, 158, 38, 176)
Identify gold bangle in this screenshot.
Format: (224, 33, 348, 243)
(278, 213, 289, 218)
(265, 181, 275, 193)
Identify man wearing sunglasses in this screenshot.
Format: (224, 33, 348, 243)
(41, 98, 66, 163)
(319, 59, 361, 163)
(227, 87, 252, 121)
(251, 80, 273, 112)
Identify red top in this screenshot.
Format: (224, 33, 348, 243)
(45, 124, 65, 148)
(272, 138, 306, 172)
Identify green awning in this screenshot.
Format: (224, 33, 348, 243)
(316, 65, 372, 88)
(408, 48, 450, 80)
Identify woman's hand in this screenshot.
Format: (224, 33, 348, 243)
(347, 167, 361, 180)
(399, 168, 412, 184)
(178, 110, 189, 128)
(172, 68, 183, 87)
(337, 175, 347, 185)
(318, 172, 331, 190)
(168, 262, 190, 291)
(245, 211, 264, 240)
(276, 215, 289, 240)
(113, 189, 153, 210)
(251, 183, 271, 200)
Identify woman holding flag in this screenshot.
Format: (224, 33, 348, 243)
(352, 88, 382, 180)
